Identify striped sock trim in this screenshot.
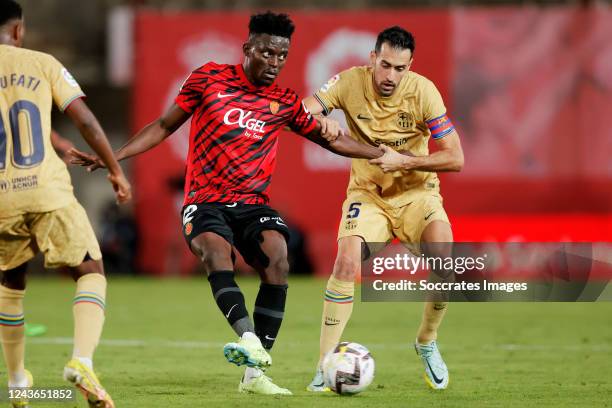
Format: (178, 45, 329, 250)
(324, 289, 353, 304)
(0, 312, 24, 327)
(73, 291, 105, 310)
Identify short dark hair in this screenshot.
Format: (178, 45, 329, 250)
(249, 11, 295, 40)
(0, 0, 22, 27)
(375, 26, 415, 54)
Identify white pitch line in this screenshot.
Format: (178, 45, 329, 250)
(27, 337, 612, 352)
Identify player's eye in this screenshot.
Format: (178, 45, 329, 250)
(279, 54, 287, 61)
(396, 67, 405, 72)
(262, 51, 271, 58)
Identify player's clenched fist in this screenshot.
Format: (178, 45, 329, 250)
(318, 117, 343, 142)
(107, 171, 132, 204)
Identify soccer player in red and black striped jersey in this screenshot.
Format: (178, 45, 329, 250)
(71, 11, 381, 395)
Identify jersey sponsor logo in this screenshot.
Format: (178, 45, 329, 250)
(223, 108, 266, 134)
(269, 101, 280, 115)
(373, 137, 409, 148)
(61, 68, 79, 88)
(319, 74, 340, 93)
(1, 175, 39, 192)
(397, 111, 415, 129)
(184, 222, 193, 235)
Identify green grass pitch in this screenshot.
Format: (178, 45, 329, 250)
(14, 276, 612, 407)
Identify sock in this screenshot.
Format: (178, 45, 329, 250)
(244, 366, 263, 382)
(72, 274, 106, 361)
(0, 285, 26, 386)
(208, 271, 253, 336)
(319, 276, 354, 364)
(253, 283, 287, 350)
(417, 301, 448, 344)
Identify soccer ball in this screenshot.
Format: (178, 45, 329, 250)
(322, 342, 375, 395)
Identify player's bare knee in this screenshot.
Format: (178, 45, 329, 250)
(263, 255, 289, 285)
(200, 251, 233, 273)
(69, 258, 105, 281)
(333, 254, 360, 281)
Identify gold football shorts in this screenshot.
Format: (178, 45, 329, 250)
(337, 189, 450, 244)
(0, 200, 101, 270)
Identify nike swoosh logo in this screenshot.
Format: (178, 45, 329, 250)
(276, 220, 287, 227)
(217, 92, 233, 99)
(357, 114, 371, 120)
(264, 335, 276, 341)
(425, 359, 444, 384)
(424, 211, 436, 221)
(324, 322, 339, 326)
(225, 203, 237, 208)
(226, 304, 238, 318)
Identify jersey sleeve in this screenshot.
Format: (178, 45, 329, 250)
(313, 69, 350, 116)
(47, 56, 85, 112)
(288, 97, 317, 136)
(175, 66, 209, 114)
(423, 79, 455, 140)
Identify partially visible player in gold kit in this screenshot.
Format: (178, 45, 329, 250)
(0, 1, 130, 407)
(305, 26, 464, 391)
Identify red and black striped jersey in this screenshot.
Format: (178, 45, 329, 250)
(175, 62, 316, 206)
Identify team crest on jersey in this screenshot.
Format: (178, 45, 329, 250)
(184, 222, 193, 235)
(397, 111, 415, 129)
(269, 101, 280, 115)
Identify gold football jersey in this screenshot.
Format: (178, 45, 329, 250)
(0, 45, 84, 217)
(315, 66, 451, 207)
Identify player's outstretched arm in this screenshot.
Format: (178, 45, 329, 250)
(65, 98, 132, 203)
(114, 104, 190, 162)
(70, 104, 190, 171)
(301, 121, 383, 160)
(369, 130, 464, 173)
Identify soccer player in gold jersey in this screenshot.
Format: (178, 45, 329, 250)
(304, 26, 464, 391)
(0, 1, 130, 406)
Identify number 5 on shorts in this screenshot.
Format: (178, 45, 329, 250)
(347, 202, 362, 219)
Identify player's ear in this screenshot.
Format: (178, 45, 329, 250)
(242, 41, 252, 57)
(407, 57, 413, 70)
(369, 50, 377, 67)
(12, 20, 25, 47)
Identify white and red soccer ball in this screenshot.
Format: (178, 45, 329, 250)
(322, 342, 375, 395)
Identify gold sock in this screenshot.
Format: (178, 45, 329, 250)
(73, 274, 106, 359)
(0, 285, 26, 384)
(417, 301, 448, 344)
(319, 276, 354, 365)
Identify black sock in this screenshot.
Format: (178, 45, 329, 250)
(208, 271, 253, 336)
(254, 283, 288, 350)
